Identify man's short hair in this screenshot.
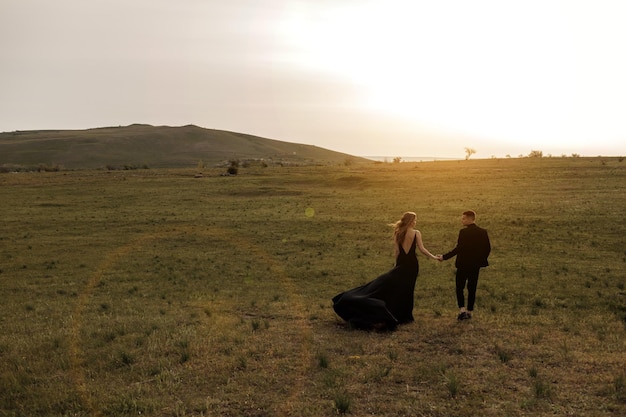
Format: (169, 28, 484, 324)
(462, 210, 476, 220)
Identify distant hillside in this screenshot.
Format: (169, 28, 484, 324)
(0, 124, 369, 169)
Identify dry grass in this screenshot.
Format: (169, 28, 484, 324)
(0, 157, 624, 416)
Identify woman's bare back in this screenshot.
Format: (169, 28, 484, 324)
(400, 230, 417, 254)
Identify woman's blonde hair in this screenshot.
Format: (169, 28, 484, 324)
(391, 212, 416, 246)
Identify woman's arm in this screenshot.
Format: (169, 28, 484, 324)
(415, 230, 439, 260)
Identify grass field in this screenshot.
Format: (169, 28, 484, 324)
(1, 157, 624, 416)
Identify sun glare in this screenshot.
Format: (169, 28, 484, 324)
(279, 1, 626, 153)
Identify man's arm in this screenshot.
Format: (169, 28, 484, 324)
(442, 231, 462, 260)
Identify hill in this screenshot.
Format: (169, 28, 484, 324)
(0, 124, 368, 169)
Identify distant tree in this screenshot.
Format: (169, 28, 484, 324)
(528, 150, 543, 158)
(226, 159, 239, 175)
(506, 154, 511, 158)
(392, 157, 402, 164)
(464, 148, 476, 160)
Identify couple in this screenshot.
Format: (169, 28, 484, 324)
(332, 210, 491, 330)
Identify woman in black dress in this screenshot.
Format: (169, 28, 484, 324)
(332, 212, 439, 330)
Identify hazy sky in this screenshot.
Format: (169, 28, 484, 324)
(2, 0, 626, 158)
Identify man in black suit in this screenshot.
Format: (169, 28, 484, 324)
(440, 210, 491, 320)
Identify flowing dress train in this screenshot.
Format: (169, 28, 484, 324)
(332, 235, 419, 330)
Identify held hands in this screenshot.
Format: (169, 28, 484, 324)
(436, 255, 444, 262)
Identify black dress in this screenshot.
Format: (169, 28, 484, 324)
(332, 235, 419, 330)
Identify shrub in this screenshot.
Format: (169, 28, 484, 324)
(446, 372, 459, 397)
(316, 352, 329, 368)
(533, 378, 553, 400)
(495, 344, 512, 363)
(333, 391, 351, 414)
(614, 373, 625, 401)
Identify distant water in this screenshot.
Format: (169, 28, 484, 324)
(362, 156, 460, 162)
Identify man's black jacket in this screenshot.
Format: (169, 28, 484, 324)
(442, 223, 491, 269)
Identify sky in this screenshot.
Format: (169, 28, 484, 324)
(1, 0, 626, 159)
